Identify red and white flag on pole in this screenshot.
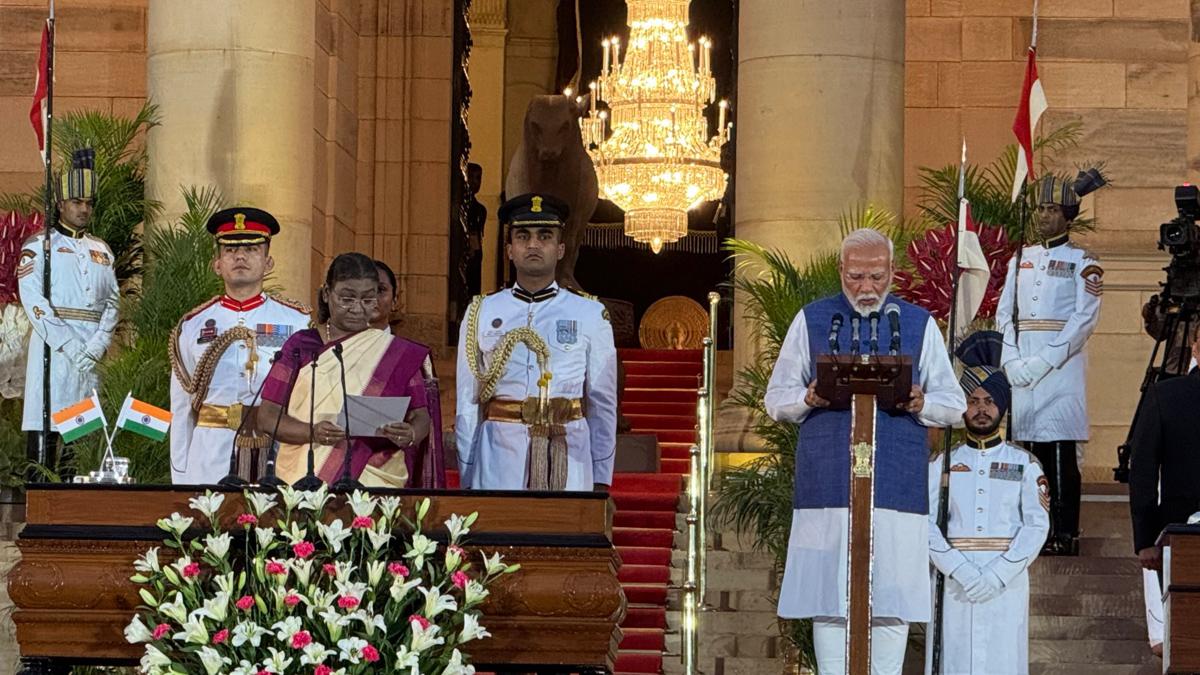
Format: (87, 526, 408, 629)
(956, 140, 990, 336)
(1010, 4, 1046, 202)
(29, 21, 50, 165)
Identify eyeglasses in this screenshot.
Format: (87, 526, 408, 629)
(332, 295, 379, 311)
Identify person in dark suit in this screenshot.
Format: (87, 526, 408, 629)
(1129, 328, 1200, 572)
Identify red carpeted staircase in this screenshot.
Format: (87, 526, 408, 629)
(610, 348, 702, 674)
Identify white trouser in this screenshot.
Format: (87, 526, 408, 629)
(1144, 568, 1164, 647)
(813, 617, 910, 675)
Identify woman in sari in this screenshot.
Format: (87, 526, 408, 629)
(257, 253, 437, 488)
(372, 259, 446, 487)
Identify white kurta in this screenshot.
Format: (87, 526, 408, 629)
(169, 295, 309, 485)
(17, 229, 119, 430)
(766, 297, 966, 622)
(926, 441, 1051, 675)
(455, 284, 618, 490)
(996, 241, 1101, 441)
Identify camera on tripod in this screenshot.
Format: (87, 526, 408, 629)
(1159, 184, 1200, 257)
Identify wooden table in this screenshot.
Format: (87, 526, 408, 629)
(1158, 524, 1200, 673)
(9, 484, 625, 674)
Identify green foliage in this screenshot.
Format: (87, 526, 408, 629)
(0, 102, 160, 286)
(63, 187, 225, 484)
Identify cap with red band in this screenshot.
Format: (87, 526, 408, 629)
(206, 206, 280, 245)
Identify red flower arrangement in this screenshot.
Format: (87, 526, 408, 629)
(893, 221, 1016, 322)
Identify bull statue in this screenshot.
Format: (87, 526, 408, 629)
(505, 95, 599, 291)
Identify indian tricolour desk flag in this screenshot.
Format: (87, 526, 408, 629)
(52, 394, 105, 443)
(115, 394, 172, 442)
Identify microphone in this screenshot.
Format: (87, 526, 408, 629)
(218, 351, 279, 488)
(885, 303, 901, 356)
(868, 312, 881, 355)
(850, 313, 862, 356)
(259, 348, 300, 488)
(827, 313, 844, 354)
(292, 350, 323, 491)
(330, 343, 362, 492)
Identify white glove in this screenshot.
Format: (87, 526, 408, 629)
(59, 340, 91, 370)
(950, 562, 984, 596)
(965, 568, 1004, 603)
(1005, 359, 1034, 387)
(1025, 356, 1054, 386)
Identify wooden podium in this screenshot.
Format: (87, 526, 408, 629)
(8, 485, 625, 674)
(1158, 524, 1200, 673)
(815, 353, 912, 675)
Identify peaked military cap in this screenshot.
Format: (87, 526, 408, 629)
(206, 207, 280, 246)
(499, 193, 570, 228)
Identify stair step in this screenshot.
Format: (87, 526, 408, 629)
(614, 527, 676, 548)
(619, 546, 673, 567)
(1030, 592, 1142, 617)
(621, 401, 698, 417)
(611, 472, 684, 492)
(660, 458, 690, 475)
(1079, 537, 1137, 558)
(1028, 616, 1148, 640)
(625, 413, 698, 431)
(1029, 665, 1160, 675)
(1030, 639, 1158, 665)
(612, 491, 682, 511)
(615, 510, 678, 530)
(659, 442, 693, 460)
(625, 374, 699, 389)
(619, 628, 666, 652)
(1031, 575, 1146, 595)
(622, 605, 668, 629)
(644, 429, 698, 444)
(623, 583, 669, 605)
(614, 650, 664, 673)
(624, 361, 703, 376)
(619, 348, 703, 363)
(622, 388, 699, 404)
(620, 564, 673, 584)
(1033, 557, 1144, 576)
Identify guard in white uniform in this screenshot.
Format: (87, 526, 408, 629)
(927, 331, 1050, 675)
(18, 148, 119, 467)
(997, 170, 1106, 555)
(169, 207, 309, 485)
(456, 193, 617, 491)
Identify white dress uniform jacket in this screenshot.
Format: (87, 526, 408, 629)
(927, 440, 1051, 675)
(169, 294, 309, 484)
(456, 284, 618, 490)
(17, 229, 119, 429)
(766, 295, 966, 622)
(996, 240, 1102, 442)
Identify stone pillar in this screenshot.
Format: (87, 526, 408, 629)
(145, 0, 315, 298)
(719, 0, 906, 451)
(1189, 0, 1200, 182)
(468, 0, 509, 295)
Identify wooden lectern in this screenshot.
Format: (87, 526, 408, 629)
(1158, 524, 1200, 673)
(815, 353, 912, 675)
(9, 485, 625, 674)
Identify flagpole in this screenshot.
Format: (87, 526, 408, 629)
(37, 0, 56, 474)
(931, 138, 968, 675)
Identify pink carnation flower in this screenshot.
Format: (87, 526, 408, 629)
(362, 644, 380, 662)
(314, 666, 332, 675)
(182, 562, 201, 579)
(237, 513, 258, 526)
(291, 630, 312, 649)
(351, 515, 374, 529)
(322, 563, 338, 576)
(265, 561, 287, 576)
(212, 628, 229, 645)
(284, 593, 302, 607)
(408, 614, 430, 630)
(151, 623, 170, 640)
(452, 570, 469, 588)
(388, 562, 409, 577)
(337, 595, 360, 610)
(236, 595, 255, 611)
(292, 541, 315, 559)
(448, 544, 466, 557)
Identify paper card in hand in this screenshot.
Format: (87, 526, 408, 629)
(336, 395, 411, 438)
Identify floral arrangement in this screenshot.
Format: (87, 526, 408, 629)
(893, 220, 1016, 323)
(124, 486, 519, 675)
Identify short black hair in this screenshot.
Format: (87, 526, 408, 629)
(374, 259, 397, 299)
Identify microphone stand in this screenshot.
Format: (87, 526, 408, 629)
(259, 348, 301, 488)
(330, 343, 363, 492)
(292, 351, 323, 491)
(868, 311, 880, 355)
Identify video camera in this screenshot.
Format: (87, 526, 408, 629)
(1155, 184, 1200, 302)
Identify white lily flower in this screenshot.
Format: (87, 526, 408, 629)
(307, 589, 335, 619)
(141, 644, 171, 670)
(334, 579, 368, 605)
(278, 521, 309, 545)
(404, 533, 438, 569)
(366, 560, 386, 586)
(188, 490, 226, 523)
(389, 576, 423, 602)
(157, 591, 189, 624)
(337, 636, 370, 664)
(123, 614, 153, 643)
(349, 609, 387, 636)
(420, 585, 458, 618)
(482, 551, 506, 576)
(409, 621, 444, 653)
(244, 490, 278, 516)
(298, 484, 332, 513)
(254, 526, 277, 549)
(262, 646, 294, 672)
(347, 489, 377, 517)
(395, 645, 420, 671)
(230, 660, 260, 675)
(444, 648, 477, 675)
(231, 620, 269, 648)
(292, 557, 315, 587)
(271, 615, 303, 642)
(318, 606, 353, 639)
(201, 590, 230, 623)
(197, 646, 229, 675)
(133, 547, 160, 574)
(464, 579, 490, 606)
(168, 554, 194, 581)
(299, 641, 335, 666)
(332, 560, 356, 583)
(445, 512, 472, 541)
(377, 495, 402, 520)
(316, 519, 352, 553)
(204, 532, 232, 559)
(460, 613, 491, 643)
(365, 527, 392, 552)
(214, 572, 236, 597)
(172, 613, 210, 645)
(156, 512, 193, 537)
(277, 485, 304, 510)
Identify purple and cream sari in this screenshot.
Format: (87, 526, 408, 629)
(263, 327, 446, 488)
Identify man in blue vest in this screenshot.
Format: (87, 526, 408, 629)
(765, 228, 965, 675)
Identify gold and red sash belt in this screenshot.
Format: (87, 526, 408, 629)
(484, 397, 585, 425)
(197, 403, 269, 449)
(53, 306, 102, 323)
(1017, 319, 1067, 332)
(948, 537, 1012, 551)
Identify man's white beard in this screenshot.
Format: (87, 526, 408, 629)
(847, 293, 885, 315)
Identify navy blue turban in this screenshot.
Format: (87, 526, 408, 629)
(955, 330, 1010, 416)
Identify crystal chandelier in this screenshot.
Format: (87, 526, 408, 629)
(580, 0, 730, 254)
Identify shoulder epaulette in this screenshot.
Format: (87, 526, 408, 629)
(84, 233, 113, 251)
(269, 293, 312, 315)
(20, 231, 44, 248)
(566, 287, 599, 302)
(1067, 241, 1100, 262)
(182, 296, 220, 322)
